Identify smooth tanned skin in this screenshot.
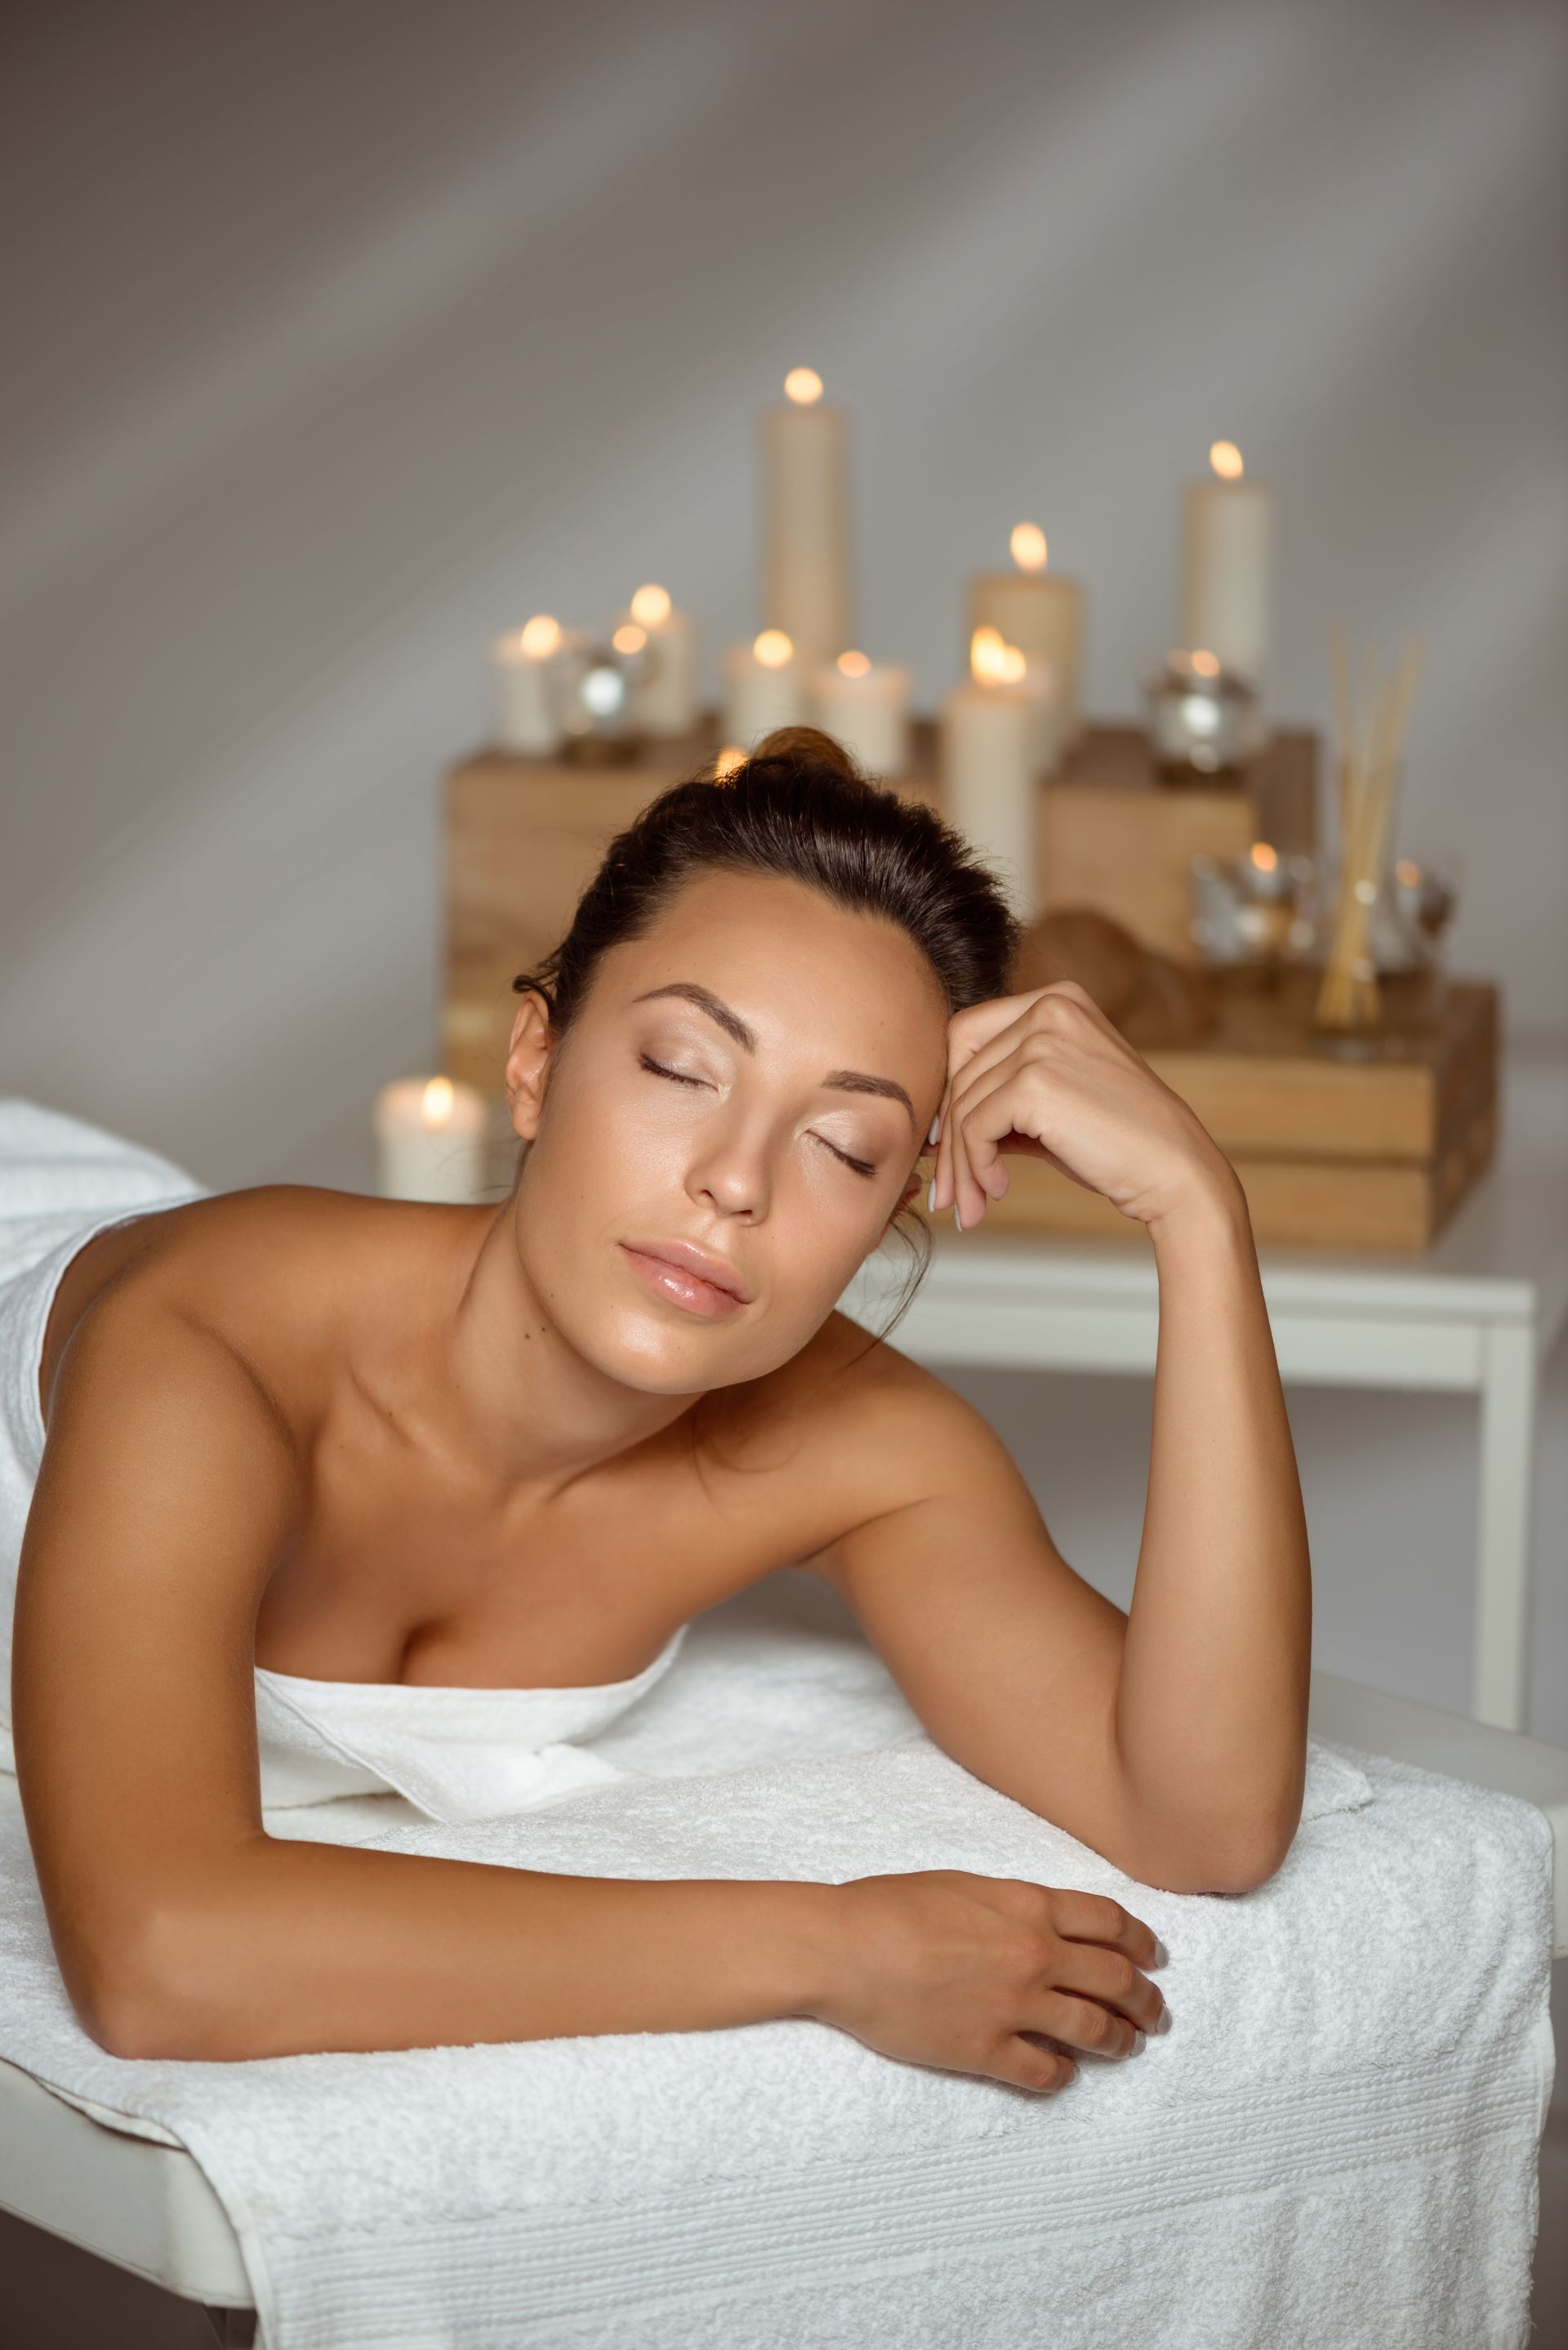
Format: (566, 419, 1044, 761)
(13, 870, 1309, 2089)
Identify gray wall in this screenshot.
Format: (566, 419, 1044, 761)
(2, 1, 1565, 1730)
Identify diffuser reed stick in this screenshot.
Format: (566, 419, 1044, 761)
(1315, 633, 1423, 1033)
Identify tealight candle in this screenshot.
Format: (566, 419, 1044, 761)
(490, 615, 568, 754)
(939, 629, 1046, 919)
(808, 649, 912, 777)
(967, 523, 1083, 751)
(723, 629, 807, 746)
(760, 368, 852, 667)
(1179, 442, 1274, 686)
(373, 1077, 487, 1204)
(619, 582, 700, 735)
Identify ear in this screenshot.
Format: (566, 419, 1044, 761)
(504, 990, 558, 1144)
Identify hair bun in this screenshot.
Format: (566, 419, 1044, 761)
(750, 724, 860, 779)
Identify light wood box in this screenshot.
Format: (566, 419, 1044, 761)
(443, 717, 1316, 1086)
(979, 983, 1499, 1251)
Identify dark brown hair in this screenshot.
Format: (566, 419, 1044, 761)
(514, 726, 1021, 1032)
(510, 727, 1022, 1332)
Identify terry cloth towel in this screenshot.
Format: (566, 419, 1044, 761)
(0, 1096, 688, 1820)
(0, 1571, 1554, 2350)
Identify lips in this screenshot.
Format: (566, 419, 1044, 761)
(618, 1238, 753, 1321)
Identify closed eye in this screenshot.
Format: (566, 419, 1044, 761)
(814, 1135, 875, 1179)
(639, 1052, 709, 1090)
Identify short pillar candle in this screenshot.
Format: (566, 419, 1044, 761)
(621, 584, 700, 735)
(939, 631, 1045, 920)
(374, 1077, 488, 1203)
(967, 524, 1082, 751)
(490, 616, 568, 755)
(808, 650, 911, 778)
(723, 630, 807, 746)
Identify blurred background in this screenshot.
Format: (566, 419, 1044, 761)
(2, 0, 1565, 1727)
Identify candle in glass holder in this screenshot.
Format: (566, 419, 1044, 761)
(808, 649, 912, 777)
(1144, 648, 1263, 778)
(490, 615, 568, 754)
(723, 629, 807, 745)
(760, 367, 851, 667)
(1179, 442, 1273, 686)
(374, 1076, 487, 1203)
(939, 629, 1045, 919)
(619, 582, 700, 734)
(967, 523, 1082, 748)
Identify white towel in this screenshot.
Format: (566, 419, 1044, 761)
(0, 1571, 1552, 2350)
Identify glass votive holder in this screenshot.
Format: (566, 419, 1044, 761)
(1190, 842, 1318, 988)
(559, 627, 650, 763)
(1143, 650, 1264, 783)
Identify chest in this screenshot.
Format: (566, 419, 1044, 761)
(252, 1401, 808, 1688)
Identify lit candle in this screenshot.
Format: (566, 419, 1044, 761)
(967, 523, 1083, 751)
(808, 649, 912, 777)
(373, 1076, 487, 1203)
(723, 629, 807, 746)
(1179, 442, 1273, 686)
(760, 367, 852, 667)
(938, 629, 1045, 919)
(618, 582, 700, 735)
(490, 615, 568, 755)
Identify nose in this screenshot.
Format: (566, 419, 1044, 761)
(684, 1113, 772, 1221)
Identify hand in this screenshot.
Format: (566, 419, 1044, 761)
(928, 981, 1237, 1233)
(811, 1871, 1168, 2094)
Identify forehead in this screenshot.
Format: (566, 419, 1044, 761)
(595, 869, 949, 1077)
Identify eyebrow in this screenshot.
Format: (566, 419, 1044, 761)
(630, 982, 919, 1132)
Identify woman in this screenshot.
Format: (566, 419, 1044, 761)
(7, 729, 1309, 2094)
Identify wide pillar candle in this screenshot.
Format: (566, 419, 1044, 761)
(968, 525, 1083, 750)
(809, 651, 911, 778)
(723, 631, 806, 746)
(760, 368, 852, 669)
(374, 1077, 487, 1203)
(1180, 443, 1273, 684)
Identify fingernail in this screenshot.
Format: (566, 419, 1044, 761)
(1129, 2030, 1147, 2058)
(926, 1179, 936, 1214)
(953, 1203, 963, 1233)
(1153, 1936, 1169, 1967)
(928, 1114, 940, 1146)
(1155, 2006, 1172, 2035)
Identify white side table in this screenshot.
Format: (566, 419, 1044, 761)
(845, 1053, 1568, 1732)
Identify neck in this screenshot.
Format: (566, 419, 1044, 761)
(395, 1194, 699, 1497)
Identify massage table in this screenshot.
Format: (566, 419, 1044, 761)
(2, 1581, 1561, 2349)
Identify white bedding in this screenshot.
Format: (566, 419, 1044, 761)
(0, 1571, 1554, 2350)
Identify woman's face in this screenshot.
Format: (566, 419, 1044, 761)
(506, 869, 951, 1394)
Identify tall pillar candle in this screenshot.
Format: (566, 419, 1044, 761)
(374, 1076, 487, 1203)
(490, 615, 568, 754)
(939, 635, 1043, 920)
(760, 367, 852, 668)
(967, 524, 1083, 749)
(1179, 441, 1273, 684)
(723, 630, 807, 745)
(808, 650, 911, 777)
(620, 583, 700, 734)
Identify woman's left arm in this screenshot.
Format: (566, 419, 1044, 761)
(927, 980, 1312, 1887)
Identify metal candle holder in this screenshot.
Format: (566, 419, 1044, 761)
(1143, 650, 1264, 783)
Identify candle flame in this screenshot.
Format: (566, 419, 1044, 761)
(629, 583, 671, 628)
(518, 613, 562, 659)
(1190, 649, 1221, 678)
(783, 367, 824, 405)
(971, 626, 1027, 685)
(1249, 841, 1279, 872)
(713, 744, 746, 781)
(1009, 522, 1048, 573)
(1394, 858, 1423, 887)
(836, 649, 871, 677)
(1209, 440, 1245, 481)
(421, 1076, 456, 1127)
(612, 623, 647, 655)
(753, 629, 794, 668)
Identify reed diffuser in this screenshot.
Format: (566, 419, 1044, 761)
(1313, 628, 1425, 1038)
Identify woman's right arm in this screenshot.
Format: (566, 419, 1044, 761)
(14, 1290, 1164, 2085)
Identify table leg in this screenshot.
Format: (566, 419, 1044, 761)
(1472, 1321, 1537, 1732)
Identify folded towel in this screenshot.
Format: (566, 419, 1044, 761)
(0, 1573, 1552, 2350)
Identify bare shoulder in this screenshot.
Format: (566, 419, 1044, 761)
(703, 1309, 1022, 1545)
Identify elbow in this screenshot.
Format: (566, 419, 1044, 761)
(1125, 1808, 1301, 1898)
(69, 1897, 250, 2062)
